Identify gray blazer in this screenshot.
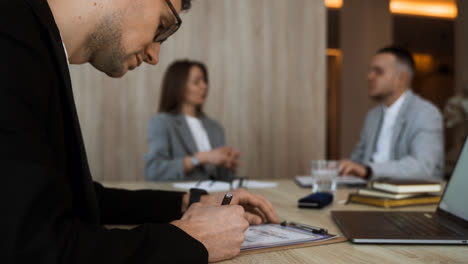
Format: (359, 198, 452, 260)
(143, 112, 233, 181)
(350, 90, 445, 179)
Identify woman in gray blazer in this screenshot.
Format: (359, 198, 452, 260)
(144, 60, 240, 181)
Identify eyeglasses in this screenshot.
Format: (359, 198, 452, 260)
(153, 0, 182, 43)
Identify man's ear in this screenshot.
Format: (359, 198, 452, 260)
(398, 71, 410, 87)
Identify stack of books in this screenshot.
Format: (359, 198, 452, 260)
(348, 179, 442, 208)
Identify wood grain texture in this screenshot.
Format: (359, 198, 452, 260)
(327, 53, 341, 159)
(70, 0, 326, 181)
(102, 180, 468, 264)
(339, 0, 392, 157)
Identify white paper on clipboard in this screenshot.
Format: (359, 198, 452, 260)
(241, 224, 338, 251)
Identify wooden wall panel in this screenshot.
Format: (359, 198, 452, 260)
(339, 0, 392, 157)
(70, 0, 326, 181)
(327, 53, 342, 160)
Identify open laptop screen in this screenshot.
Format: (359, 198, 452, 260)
(439, 138, 468, 221)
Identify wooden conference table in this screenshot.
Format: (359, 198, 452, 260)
(103, 180, 468, 264)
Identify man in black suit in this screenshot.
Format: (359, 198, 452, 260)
(0, 0, 278, 263)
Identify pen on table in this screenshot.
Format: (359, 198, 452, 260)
(195, 178, 203, 187)
(221, 193, 233, 205)
(280, 221, 328, 234)
(209, 180, 216, 187)
(208, 175, 216, 187)
(238, 177, 244, 189)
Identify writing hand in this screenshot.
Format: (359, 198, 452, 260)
(201, 188, 279, 225)
(171, 203, 249, 262)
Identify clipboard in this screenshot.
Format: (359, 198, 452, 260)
(239, 221, 347, 255)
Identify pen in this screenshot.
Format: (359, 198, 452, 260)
(195, 178, 203, 187)
(221, 193, 233, 205)
(280, 221, 328, 234)
(238, 177, 244, 189)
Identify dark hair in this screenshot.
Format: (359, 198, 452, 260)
(377, 45, 415, 73)
(181, 0, 192, 11)
(158, 60, 209, 114)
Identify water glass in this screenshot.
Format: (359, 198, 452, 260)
(311, 160, 339, 193)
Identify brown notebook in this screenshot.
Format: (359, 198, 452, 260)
(347, 193, 441, 208)
(372, 179, 442, 193)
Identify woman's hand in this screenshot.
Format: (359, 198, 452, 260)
(196, 146, 241, 171)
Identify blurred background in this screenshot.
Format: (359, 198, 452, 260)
(69, 0, 467, 181)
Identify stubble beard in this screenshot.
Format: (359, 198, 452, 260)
(370, 93, 386, 103)
(85, 13, 129, 77)
(369, 87, 394, 104)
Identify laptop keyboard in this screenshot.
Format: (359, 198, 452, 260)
(385, 213, 461, 237)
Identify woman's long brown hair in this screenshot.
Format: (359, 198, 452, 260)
(158, 60, 209, 115)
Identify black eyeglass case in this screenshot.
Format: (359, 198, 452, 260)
(298, 192, 333, 209)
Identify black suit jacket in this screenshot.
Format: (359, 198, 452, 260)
(0, 0, 208, 263)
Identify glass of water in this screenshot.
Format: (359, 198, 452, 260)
(311, 160, 339, 193)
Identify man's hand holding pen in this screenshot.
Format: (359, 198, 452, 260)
(174, 189, 279, 262)
(171, 202, 248, 262)
(198, 188, 279, 225)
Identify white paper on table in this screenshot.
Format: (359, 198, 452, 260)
(173, 179, 277, 192)
(241, 224, 337, 251)
(295, 175, 367, 187)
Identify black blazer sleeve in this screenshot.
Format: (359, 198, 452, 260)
(93, 182, 186, 224)
(1, 161, 207, 264)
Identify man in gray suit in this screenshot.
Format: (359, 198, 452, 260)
(339, 46, 444, 179)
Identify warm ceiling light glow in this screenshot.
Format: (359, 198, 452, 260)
(327, 48, 342, 57)
(413, 53, 434, 74)
(390, 0, 458, 19)
(325, 0, 343, 9)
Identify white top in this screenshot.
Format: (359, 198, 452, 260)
(371, 91, 408, 163)
(185, 115, 212, 152)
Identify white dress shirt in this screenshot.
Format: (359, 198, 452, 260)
(59, 31, 70, 67)
(185, 115, 212, 152)
(62, 42, 69, 67)
(185, 115, 218, 175)
(372, 91, 408, 163)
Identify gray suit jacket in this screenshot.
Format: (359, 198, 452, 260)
(144, 112, 233, 181)
(350, 90, 445, 179)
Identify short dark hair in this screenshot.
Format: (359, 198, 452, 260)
(181, 0, 192, 11)
(377, 45, 415, 73)
(158, 60, 209, 114)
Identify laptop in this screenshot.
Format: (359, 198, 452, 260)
(332, 138, 468, 244)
